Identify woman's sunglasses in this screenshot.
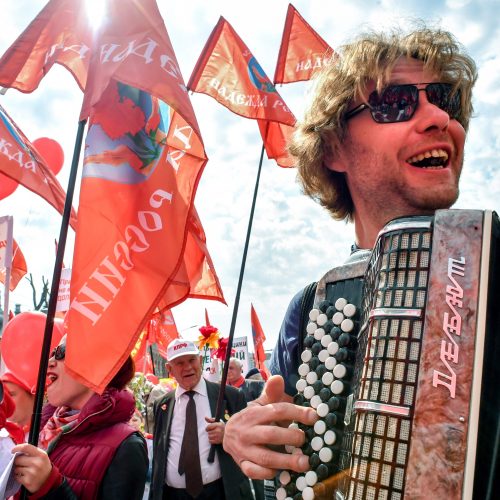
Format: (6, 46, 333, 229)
(345, 83, 461, 124)
(50, 344, 66, 361)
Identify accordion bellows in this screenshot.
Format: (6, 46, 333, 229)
(279, 210, 499, 500)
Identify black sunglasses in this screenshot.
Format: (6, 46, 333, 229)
(345, 83, 461, 124)
(50, 344, 66, 361)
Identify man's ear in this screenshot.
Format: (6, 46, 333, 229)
(324, 137, 348, 173)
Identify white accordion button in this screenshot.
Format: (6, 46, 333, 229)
(305, 470, 318, 486)
(296, 475, 307, 492)
(333, 364, 347, 379)
(306, 322, 317, 335)
(324, 430, 337, 445)
(320, 334, 333, 347)
(306, 371, 318, 384)
(318, 349, 329, 363)
(279, 470, 291, 485)
(332, 312, 344, 325)
(319, 447, 333, 463)
(296, 379, 307, 393)
(325, 356, 337, 371)
(343, 303, 356, 317)
(314, 328, 325, 340)
(322, 371, 334, 386)
(341, 318, 354, 332)
(311, 436, 323, 451)
(316, 313, 328, 326)
(301, 349, 312, 363)
(288, 422, 299, 430)
(303, 385, 315, 400)
(285, 444, 295, 454)
(302, 487, 315, 500)
(314, 419, 326, 435)
(310, 395, 322, 409)
(335, 297, 348, 311)
(316, 403, 329, 418)
(331, 380, 344, 394)
(327, 342, 339, 356)
(298, 363, 310, 377)
(276, 486, 287, 500)
(309, 309, 320, 322)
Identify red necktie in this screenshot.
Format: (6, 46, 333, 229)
(178, 391, 204, 497)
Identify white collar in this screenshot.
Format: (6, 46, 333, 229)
(174, 377, 207, 402)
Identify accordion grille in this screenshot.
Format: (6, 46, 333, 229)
(343, 221, 432, 499)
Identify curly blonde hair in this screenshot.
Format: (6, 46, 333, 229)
(289, 25, 478, 221)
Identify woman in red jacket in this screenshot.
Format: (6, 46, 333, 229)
(12, 337, 148, 499)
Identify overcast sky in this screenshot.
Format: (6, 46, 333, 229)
(1, 0, 499, 353)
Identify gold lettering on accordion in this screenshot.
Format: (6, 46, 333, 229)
(432, 256, 465, 398)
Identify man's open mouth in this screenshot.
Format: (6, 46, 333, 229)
(407, 148, 449, 169)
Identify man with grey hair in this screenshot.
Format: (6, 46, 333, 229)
(149, 339, 254, 499)
(227, 358, 264, 402)
(223, 23, 477, 482)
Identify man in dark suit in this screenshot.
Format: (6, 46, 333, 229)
(149, 339, 254, 500)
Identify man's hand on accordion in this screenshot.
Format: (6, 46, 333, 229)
(223, 374, 318, 479)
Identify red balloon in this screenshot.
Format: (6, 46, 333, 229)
(32, 137, 65, 176)
(0, 173, 18, 200)
(1, 312, 65, 393)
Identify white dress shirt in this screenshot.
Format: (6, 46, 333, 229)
(165, 378, 222, 488)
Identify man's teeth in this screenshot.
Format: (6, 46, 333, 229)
(407, 149, 449, 167)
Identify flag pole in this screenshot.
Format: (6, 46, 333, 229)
(208, 142, 266, 462)
(27, 119, 87, 447)
(0, 215, 13, 340)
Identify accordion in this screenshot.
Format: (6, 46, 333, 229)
(279, 210, 500, 500)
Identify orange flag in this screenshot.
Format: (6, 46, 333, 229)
(0, 0, 90, 92)
(188, 17, 296, 168)
(250, 303, 269, 373)
(0, 239, 27, 291)
(274, 4, 334, 85)
(63, 0, 222, 393)
(0, 104, 77, 229)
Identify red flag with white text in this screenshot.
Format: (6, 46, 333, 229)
(0, 104, 77, 229)
(250, 304, 268, 372)
(274, 4, 334, 84)
(64, 0, 222, 393)
(0, 0, 91, 92)
(0, 239, 27, 291)
(188, 17, 296, 168)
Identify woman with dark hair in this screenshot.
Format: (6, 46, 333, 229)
(11, 336, 148, 499)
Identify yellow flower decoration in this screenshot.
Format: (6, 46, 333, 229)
(198, 325, 220, 350)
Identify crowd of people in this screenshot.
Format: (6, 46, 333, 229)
(1, 20, 480, 500)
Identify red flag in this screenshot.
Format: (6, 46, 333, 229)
(250, 303, 268, 372)
(147, 309, 179, 350)
(188, 17, 296, 168)
(154, 208, 225, 310)
(274, 4, 334, 85)
(64, 0, 222, 393)
(0, 239, 27, 291)
(0, 0, 91, 92)
(0, 104, 77, 229)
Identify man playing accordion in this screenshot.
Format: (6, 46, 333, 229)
(222, 23, 489, 499)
